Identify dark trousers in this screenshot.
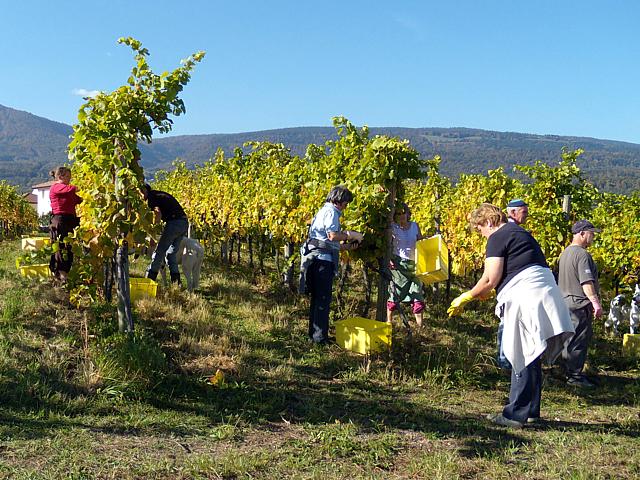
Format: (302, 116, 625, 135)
(307, 259, 335, 343)
(49, 214, 80, 278)
(496, 321, 512, 369)
(562, 305, 593, 378)
(148, 218, 188, 276)
(503, 355, 542, 423)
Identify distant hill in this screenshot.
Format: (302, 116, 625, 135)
(2, 103, 640, 194)
(0, 104, 72, 188)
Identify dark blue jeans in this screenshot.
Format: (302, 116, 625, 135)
(307, 259, 335, 343)
(496, 321, 512, 369)
(503, 355, 542, 423)
(148, 218, 188, 276)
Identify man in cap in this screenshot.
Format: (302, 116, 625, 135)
(557, 220, 602, 388)
(506, 198, 529, 225)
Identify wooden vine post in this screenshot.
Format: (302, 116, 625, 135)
(114, 139, 134, 332)
(375, 183, 396, 322)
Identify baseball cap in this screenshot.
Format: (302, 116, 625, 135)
(507, 199, 527, 208)
(571, 219, 601, 234)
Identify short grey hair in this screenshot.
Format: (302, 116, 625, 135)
(326, 185, 354, 205)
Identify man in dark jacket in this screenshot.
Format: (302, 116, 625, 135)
(142, 184, 188, 284)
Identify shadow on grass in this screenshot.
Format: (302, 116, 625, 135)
(1, 347, 638, 453)
(543, 372, 640, 407)
(1, 254, 638, 465)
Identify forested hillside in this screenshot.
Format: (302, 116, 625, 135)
(2, 103, 640, 194)
(0, 104, 72, 188)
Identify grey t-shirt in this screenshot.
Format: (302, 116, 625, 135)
(557, 244, 599, 310)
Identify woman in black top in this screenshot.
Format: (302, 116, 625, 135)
(448, 203, 573, 428)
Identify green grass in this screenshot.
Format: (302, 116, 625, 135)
(0, 238, 638, 479)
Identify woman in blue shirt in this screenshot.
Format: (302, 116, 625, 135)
(306, 186, 364, 344)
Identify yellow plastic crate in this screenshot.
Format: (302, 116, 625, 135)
(622, 334, 640, 357)
(21, 237, 51, 251)
(19, 263, 51, 279)
(335, 317, 391, 354)
(129, 277, 158, 302)
(415, 234, 449, 284)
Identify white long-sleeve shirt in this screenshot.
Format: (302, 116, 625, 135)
(496, 265, 575, 374)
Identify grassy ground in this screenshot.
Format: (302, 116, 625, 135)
(0, 239, 638, 479)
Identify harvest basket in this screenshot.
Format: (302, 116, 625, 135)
(21, 237, 51, 251)
(335, 317, 391, 355)
(19, 263, 51, 279)
(415, 234, 449, 284)
(129, 277, 158, 302)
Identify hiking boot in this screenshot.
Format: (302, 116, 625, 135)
(566, 376, 596, 388)
(486, 413, 524, 429)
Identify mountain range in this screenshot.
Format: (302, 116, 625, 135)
(2, 103, 640, 194)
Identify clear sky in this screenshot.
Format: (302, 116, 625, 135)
(2, 1, 639, 143)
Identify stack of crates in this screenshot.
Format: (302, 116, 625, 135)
(18, 236, 52, 279)
(415, 234, 449, 284)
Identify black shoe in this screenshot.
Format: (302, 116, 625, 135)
(170, 272, 181, 285)
(486, 413, 524, 429)
(566, 376, 596, 388)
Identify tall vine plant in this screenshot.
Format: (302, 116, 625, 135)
(515, 149, 599, 267)
(67, 37, 204, 332)
(435, 168, 519, 277)
(590, 192, 640, 291)
(404, 156, 451, 238)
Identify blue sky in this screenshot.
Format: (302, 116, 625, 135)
(2, 1, 639, 143)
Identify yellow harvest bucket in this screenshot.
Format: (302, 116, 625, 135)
(129, 278, 158, 302)
(335, 317, 391, 355)
(415, 234, 449, 284)
(622, 334, 640, 357)
(19, 264, 51, 279)
(21, 237, 51, 251)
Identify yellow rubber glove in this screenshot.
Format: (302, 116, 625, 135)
(478, 289, 496, 301)
(447, 291, 474, 317)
